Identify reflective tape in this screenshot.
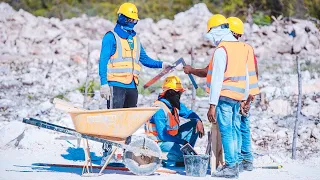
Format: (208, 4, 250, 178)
(166, 124, 179, 130)
(224, 76, 246, 81)
(249, 83, 259, 89)
(249, 71, 256, 76)
(135, 37, 141, 63)
(222, 85, 245, 93)
(108, 68, 140, 74)
(112, 31, 122, 57)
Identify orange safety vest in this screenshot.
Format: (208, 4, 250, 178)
(206, 41, 259, 101)
(248, 48, 260, 95)
(107, 31, 142, 85)
(145, 100, 180, 142)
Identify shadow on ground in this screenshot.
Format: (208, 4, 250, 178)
(61, 147, 102, 165)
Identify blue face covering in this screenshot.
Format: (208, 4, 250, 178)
(114, 14, 138, 50)
(117, 14, 137, 31)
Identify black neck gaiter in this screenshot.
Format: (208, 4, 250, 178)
(163, 89, 181, 111)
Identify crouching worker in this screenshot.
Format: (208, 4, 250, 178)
(145, 76, 204, 166)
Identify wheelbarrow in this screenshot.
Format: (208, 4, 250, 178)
(23, 98, 163, 176)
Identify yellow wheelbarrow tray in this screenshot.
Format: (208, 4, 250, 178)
(22, 98, 166, 176)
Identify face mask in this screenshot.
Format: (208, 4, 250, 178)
(205, 32, 220, 46)
(117, 14, 137, 31)
(163, 89, 181, 110)
(205, 26, 231, 46)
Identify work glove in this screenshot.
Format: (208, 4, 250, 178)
(196, 120, 205, 138)
(100, 84, 111, 100)
(162, 61, 174, 70)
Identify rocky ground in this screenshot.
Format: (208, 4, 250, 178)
(0, 1, 320, 166)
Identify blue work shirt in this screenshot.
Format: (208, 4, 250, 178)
(99, 31, 163, 88)
(149, 98, 201, 144)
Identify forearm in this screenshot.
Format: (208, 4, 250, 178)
(190, 65, 209, 77)
(179, 103, 201, 122)
(99, 58, 108, 85)
(139, 45, 163, 68)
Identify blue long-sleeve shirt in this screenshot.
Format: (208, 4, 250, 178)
(99, 32, 163, 88)
(149, 98, 201, 144)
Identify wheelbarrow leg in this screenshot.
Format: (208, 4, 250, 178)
(82, 138, 93, 175)
(99, 147, 117, 175)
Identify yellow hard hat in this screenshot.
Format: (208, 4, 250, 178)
(117, 2, 139, 20)
(207, 14, 227, 32)
(227, 17, 244, 35)
(162, 76, 185, 92)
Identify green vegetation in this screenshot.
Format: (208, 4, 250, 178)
(5, 0, 320, 22)
(300, 62, 320, 73)
(77, 80, 100, 97)
(196, 87, 207, 97)
(54, 94, 70, 101)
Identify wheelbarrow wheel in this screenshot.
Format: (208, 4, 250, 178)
(124, 137, 161, 176)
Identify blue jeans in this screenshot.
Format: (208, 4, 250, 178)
(158, 120, 198, 162)
(238, 115, 253, 162)
(216, 98, 241, 167)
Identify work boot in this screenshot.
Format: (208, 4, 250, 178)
(211, 165, 239, 178)
(239, 163, 244, 173)
(242, 161, 254, 171)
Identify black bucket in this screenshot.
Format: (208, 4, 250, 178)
(183, 154, 209, 177)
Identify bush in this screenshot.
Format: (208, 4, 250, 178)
(253, 11, 272, 26)
(77, 80, 100, 97)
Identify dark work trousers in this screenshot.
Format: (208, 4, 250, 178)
(107, 86, 138, 109)
(102, 86, 138, 157)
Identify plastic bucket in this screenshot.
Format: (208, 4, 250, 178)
(184, 154, 209, 177)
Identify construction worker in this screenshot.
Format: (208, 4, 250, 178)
(227, 17, 258, 172)
(205, 14, 259, 178)
(99, 2, 172, 108)
(99, 2, 172, 165)
(146, 76, 204, 166)
(184, 16, 259, 173)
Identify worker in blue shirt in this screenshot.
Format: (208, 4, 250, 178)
(99, 2, 172, 165)
(146, 76, 204, 166)
(99, 2, 172, 108)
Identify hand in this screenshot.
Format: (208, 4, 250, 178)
(207, 104, 217, 123)
(196, 120, 205, 138)
(183, 65, 193, 74)
(100, 84, 111, 100)
(162, 62, 174, 70)
(240, 101, 250, 115)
